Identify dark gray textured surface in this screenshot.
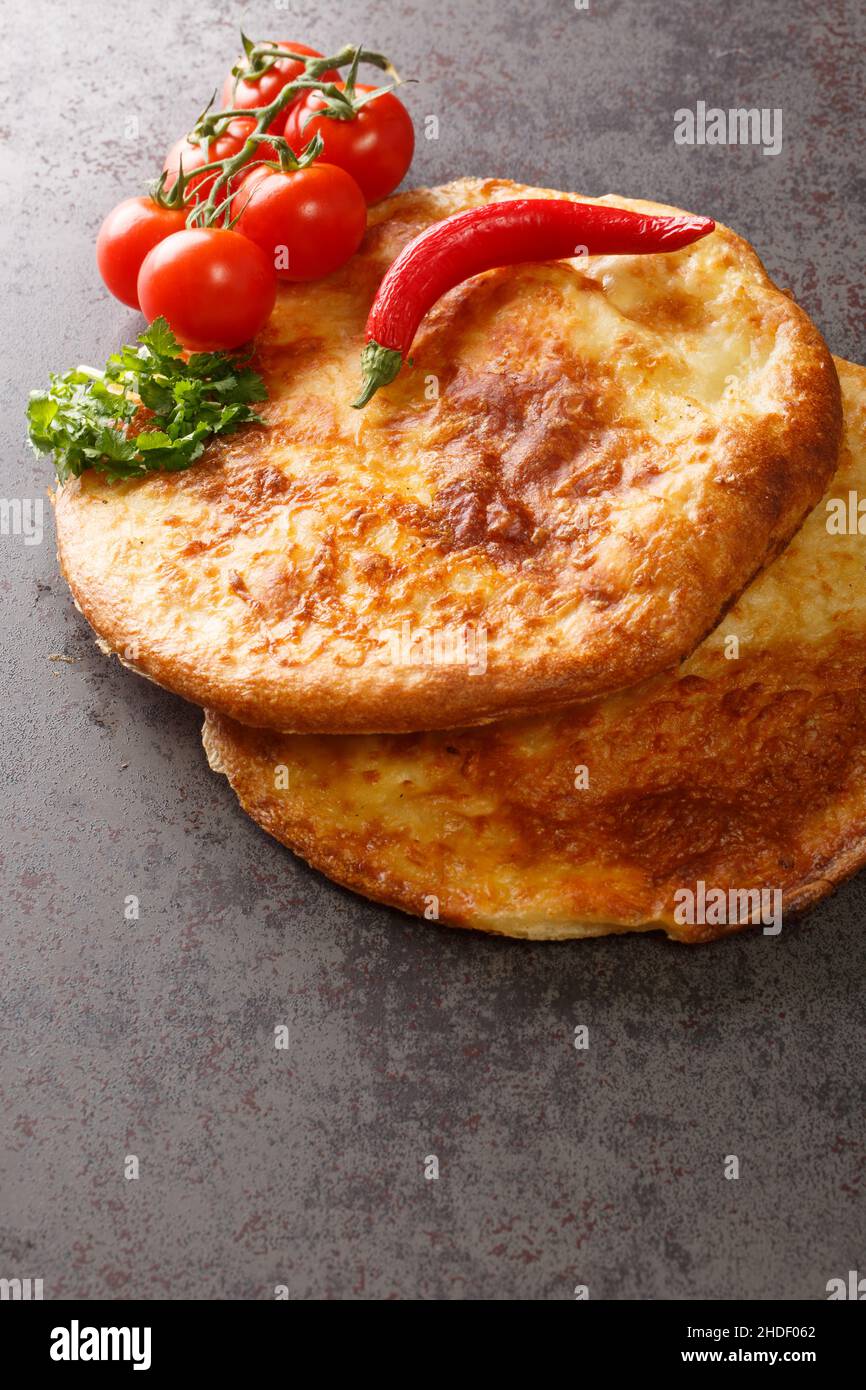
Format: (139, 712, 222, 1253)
(1, 0, 864, 1301)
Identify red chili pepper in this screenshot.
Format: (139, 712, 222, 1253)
(352, 199, 715, 407)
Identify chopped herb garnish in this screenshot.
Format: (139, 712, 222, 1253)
(27, 318, 268, 483)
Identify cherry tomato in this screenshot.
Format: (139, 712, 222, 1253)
(284, 84, 414, 203)
(137, 229, 277, 351)
(221, 41, 339, 135)
(163, 119, 279, 206)
(96, 197, 187, 309)
(231, 163, 367, 281)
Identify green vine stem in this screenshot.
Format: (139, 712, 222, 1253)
(151, 40, 401, 230)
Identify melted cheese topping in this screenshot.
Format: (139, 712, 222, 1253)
(57, 178, 840, 733)
(204, 360, 866, 943)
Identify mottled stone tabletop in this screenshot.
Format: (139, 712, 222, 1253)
(1, 0, 863, 1300)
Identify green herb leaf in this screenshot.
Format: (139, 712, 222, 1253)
(27, 318, 267, 483)
(139, 316, 183, 359)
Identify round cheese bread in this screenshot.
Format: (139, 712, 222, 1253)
(57, 178, 841, 733)
(203, 359, 866, 942)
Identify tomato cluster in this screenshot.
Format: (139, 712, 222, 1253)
(95, 40, 414, 351)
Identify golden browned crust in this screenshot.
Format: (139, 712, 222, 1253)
(203, 359, 866, 942)
(57, 177, 841, 733)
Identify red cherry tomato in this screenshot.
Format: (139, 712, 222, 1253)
(137, 229, 277, 351)
(231, 163, 367, 281)
(221, 41, 339, 135)
(96, 197, 187, 309)
(163, 119, 279, 206)
(284, 83, 414, 203)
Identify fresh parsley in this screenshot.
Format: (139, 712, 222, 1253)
(27, 317, 268, 483)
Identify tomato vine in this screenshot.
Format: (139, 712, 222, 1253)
(152, 40, 400, 229)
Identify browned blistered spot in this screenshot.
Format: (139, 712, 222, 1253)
(475, 642, 866, 897)
(619, 289, 709, 332)
(179, 538, 208, 558)
(237, 538, 362, 641)
(431, 477, 534, 549)
(405, 344, 647, 561)
(176, 458, 290, 509)
(165, 457, 344, 561)
(227, 569, 253, 602)
(356, 552, 402, 586)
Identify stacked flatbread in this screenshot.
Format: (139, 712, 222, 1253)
(56, 179, 866, 942)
